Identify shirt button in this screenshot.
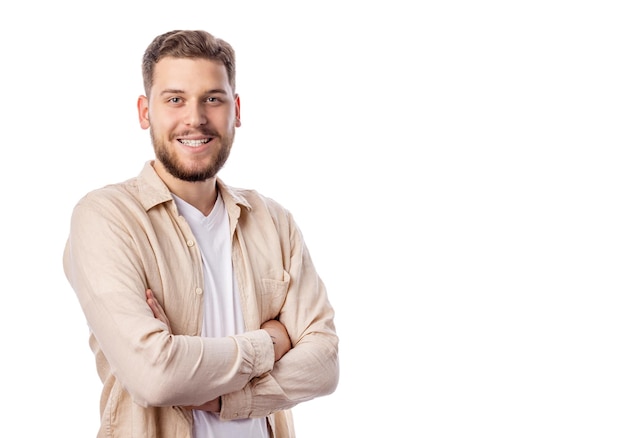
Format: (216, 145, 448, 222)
(186, 240, 195, 247)
(195, 287, 203, 295)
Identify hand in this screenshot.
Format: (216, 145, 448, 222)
(146, 289, 172, 333)
(261, 319, 292, 362)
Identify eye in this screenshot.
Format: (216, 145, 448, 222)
(168, 97, 182, 104)
(206, 97, 218, 103)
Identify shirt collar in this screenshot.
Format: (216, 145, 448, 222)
(136, 160, 252, 213)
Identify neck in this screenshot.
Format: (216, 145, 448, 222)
(153, 161, 219, 216)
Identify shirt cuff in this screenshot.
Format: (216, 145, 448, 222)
(246, 328, 275, 378)
(221, 329, 274, 419)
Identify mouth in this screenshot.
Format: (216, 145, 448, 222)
(177, 138, 212, 148)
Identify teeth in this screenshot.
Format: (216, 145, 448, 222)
(180, 139, 209, 147)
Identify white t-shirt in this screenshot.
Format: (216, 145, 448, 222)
(173, 193, 269, 438)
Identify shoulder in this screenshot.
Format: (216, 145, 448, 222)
(74, 177, 142, 213)
(220, 181, 290, 215)
(68, 177, 160, 235)
(71, 162, 172, 216)
(219, 181, 296, 230)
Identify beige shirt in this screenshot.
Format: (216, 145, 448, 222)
(63, 161, 339, 438)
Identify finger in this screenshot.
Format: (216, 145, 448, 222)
(150, 300, 166, 321)
(147, 297, 159, 318)
(146, 290, 165, 320)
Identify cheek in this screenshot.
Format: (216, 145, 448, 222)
(151, 112, 179, 135)
(220, 111, 239, 128)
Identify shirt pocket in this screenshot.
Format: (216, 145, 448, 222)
(260, 270, 290, 322)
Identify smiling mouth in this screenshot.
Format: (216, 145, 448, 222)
(178, 138, 211, 147)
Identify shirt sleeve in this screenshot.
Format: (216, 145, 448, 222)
(220, 210, 339, 419)
(63, 194, 275, 408)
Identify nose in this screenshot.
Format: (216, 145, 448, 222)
(185, 103, 207, 126)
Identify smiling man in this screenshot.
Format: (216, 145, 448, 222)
(140, 56, 239, 192)
(63, 30, 339, 438)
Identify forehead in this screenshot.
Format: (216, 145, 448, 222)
(151, 56, 231, 94)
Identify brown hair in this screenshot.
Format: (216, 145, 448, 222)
(141, 30, 236, 96)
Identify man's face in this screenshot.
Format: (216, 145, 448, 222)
(138, 57, 241, 182)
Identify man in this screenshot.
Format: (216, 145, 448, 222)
(63, 29, 339, 438)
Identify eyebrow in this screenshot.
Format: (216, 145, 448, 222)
(160, 88, 229, 96)
(160, 89, 185, 96)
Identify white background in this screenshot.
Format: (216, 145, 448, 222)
(1, 1, 625, 436)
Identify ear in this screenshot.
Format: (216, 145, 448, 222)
(234, 94, 241, 127)
(137, 95, 150, 130)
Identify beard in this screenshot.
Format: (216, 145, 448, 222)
(151, 128, 234, 182)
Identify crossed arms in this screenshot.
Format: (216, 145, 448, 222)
(64, 188, 339, 418)
(145, 288, 292, 413)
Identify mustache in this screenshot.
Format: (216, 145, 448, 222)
(171, 129, 220, 139)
